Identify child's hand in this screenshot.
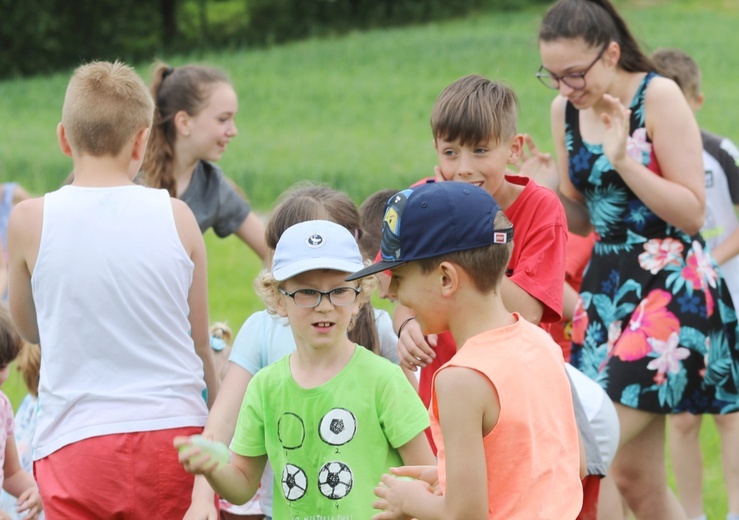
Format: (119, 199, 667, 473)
(0, 510, 11, 520)
(174, 435, 228, 476)
(16, 485, 42, 520)
(390, 465, 439, 493)
(371, 471, 435, 519)
(512, 134, 559, 191)
(600, 94, 632, 170)
(397, 319, 436, 371)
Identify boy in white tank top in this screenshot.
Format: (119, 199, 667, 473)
(7, 60, 218, 519)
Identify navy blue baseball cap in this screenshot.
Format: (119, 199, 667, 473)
(346, 181, 513, 281)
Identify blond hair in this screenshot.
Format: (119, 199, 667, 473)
(62, 61, 154, 157)
(431, 75, 518, 147)
(651, 48, 701, 101)
(209, 322, 233, 381)
(15, 342, 41, 398)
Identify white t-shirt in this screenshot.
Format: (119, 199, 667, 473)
(701, 130, 739, 304)
(32, 186, 208, 459)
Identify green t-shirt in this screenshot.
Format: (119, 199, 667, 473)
(232, 345, 429, 520)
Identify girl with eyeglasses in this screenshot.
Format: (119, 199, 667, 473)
(181, 184, 421, 519)
(534, 1, 739, 519)
(176, 219, 434, 519)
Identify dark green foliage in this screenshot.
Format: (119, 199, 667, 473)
(0, 0, 546, 79)
(0, 0, 161, 78)
(243, 0, 543, 46)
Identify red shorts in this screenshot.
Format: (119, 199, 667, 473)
(576, 475, 601, 520)
(34, 427, 203, 520)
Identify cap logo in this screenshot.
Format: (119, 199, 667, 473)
(494, 232, 507, 244)
(381, 189, 412, 261)
(306, 234, 325, 248)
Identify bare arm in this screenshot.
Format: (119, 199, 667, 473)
(176, 435, 267, 506)
(7, 199, 43, 344)
(204, 362, 254, 443)
(709, 224, 739, 266)
(602, 79, 704, 235)
(397, 432, 436, 467)
(0, 241, 7, 298)
(234, 212, 269, 267)
(187, 362, 256, 516)
(172, 199, 219, 407)
(374, 367, 495, 520)
(500, 277, 544, 324)
(549, 97, 593, 236)
(3, 436, 42, 520)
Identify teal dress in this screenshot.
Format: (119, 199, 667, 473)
(567, 72, 739, 414)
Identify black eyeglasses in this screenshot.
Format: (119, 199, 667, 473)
(278, 287, 361, 308)
(536, 45, 607, 91)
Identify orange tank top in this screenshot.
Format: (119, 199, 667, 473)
(430, 314, 583, 519)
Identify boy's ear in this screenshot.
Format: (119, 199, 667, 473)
(57, 123, 73, 157)
(693, 93, 705, 111)
(131, 127, 150, 162)
(507, 134, 525, 165)
(438, 261, 460, 297)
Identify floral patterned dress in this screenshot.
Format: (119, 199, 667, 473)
(567, 72, 739, 414)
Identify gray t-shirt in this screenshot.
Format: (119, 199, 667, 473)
(181, 161, 251, 237)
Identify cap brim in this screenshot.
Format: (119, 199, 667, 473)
(274, 258, 365, 282)
(345, 260, 406, 281)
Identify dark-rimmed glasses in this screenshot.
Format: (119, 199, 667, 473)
(278, 287, 361, 308)
(536, 45, 607, 91)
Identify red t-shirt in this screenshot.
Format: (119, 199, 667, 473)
(417, 175, 568, 451)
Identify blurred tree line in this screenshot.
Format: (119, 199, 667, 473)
(0, 0, 546, 79)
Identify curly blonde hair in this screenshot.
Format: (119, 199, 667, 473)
(209, 321, 233, 381)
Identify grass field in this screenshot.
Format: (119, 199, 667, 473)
(2, 0, 738, 515)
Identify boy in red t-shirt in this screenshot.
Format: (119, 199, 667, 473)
(395, 74, 567, 420)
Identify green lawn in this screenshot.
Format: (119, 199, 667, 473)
(2, 0, 738, 516)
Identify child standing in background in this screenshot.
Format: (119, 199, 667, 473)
(7, 60, 218, 518)
(652, 47, 739, 520)
(142, 62, 269, 266)
(0, 308, 41, 520)
(0, 341, 43, 520)
(348, 181, 582, 519)
(209, 322, 266, 519)
(177, 219, 434, 518)
(0, 184, 29, 301)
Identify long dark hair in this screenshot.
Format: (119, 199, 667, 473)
(538, 0, 654, 73)
(142, 63, 230, 196)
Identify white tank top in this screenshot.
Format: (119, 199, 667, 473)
(32, 185, 208, 459)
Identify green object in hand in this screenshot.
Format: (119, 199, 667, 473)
(182, 435, 230, 468)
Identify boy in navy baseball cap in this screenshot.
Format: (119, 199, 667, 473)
(349, 180, 583, 519)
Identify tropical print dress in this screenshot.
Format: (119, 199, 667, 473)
(567, 72, 739, 414)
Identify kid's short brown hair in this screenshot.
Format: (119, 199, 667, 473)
(416, 211, 513, 294)
(651, 48, 701, 102)
(431, 74, 518, 147)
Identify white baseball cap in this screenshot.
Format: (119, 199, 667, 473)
(272, 220, 365, 282)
